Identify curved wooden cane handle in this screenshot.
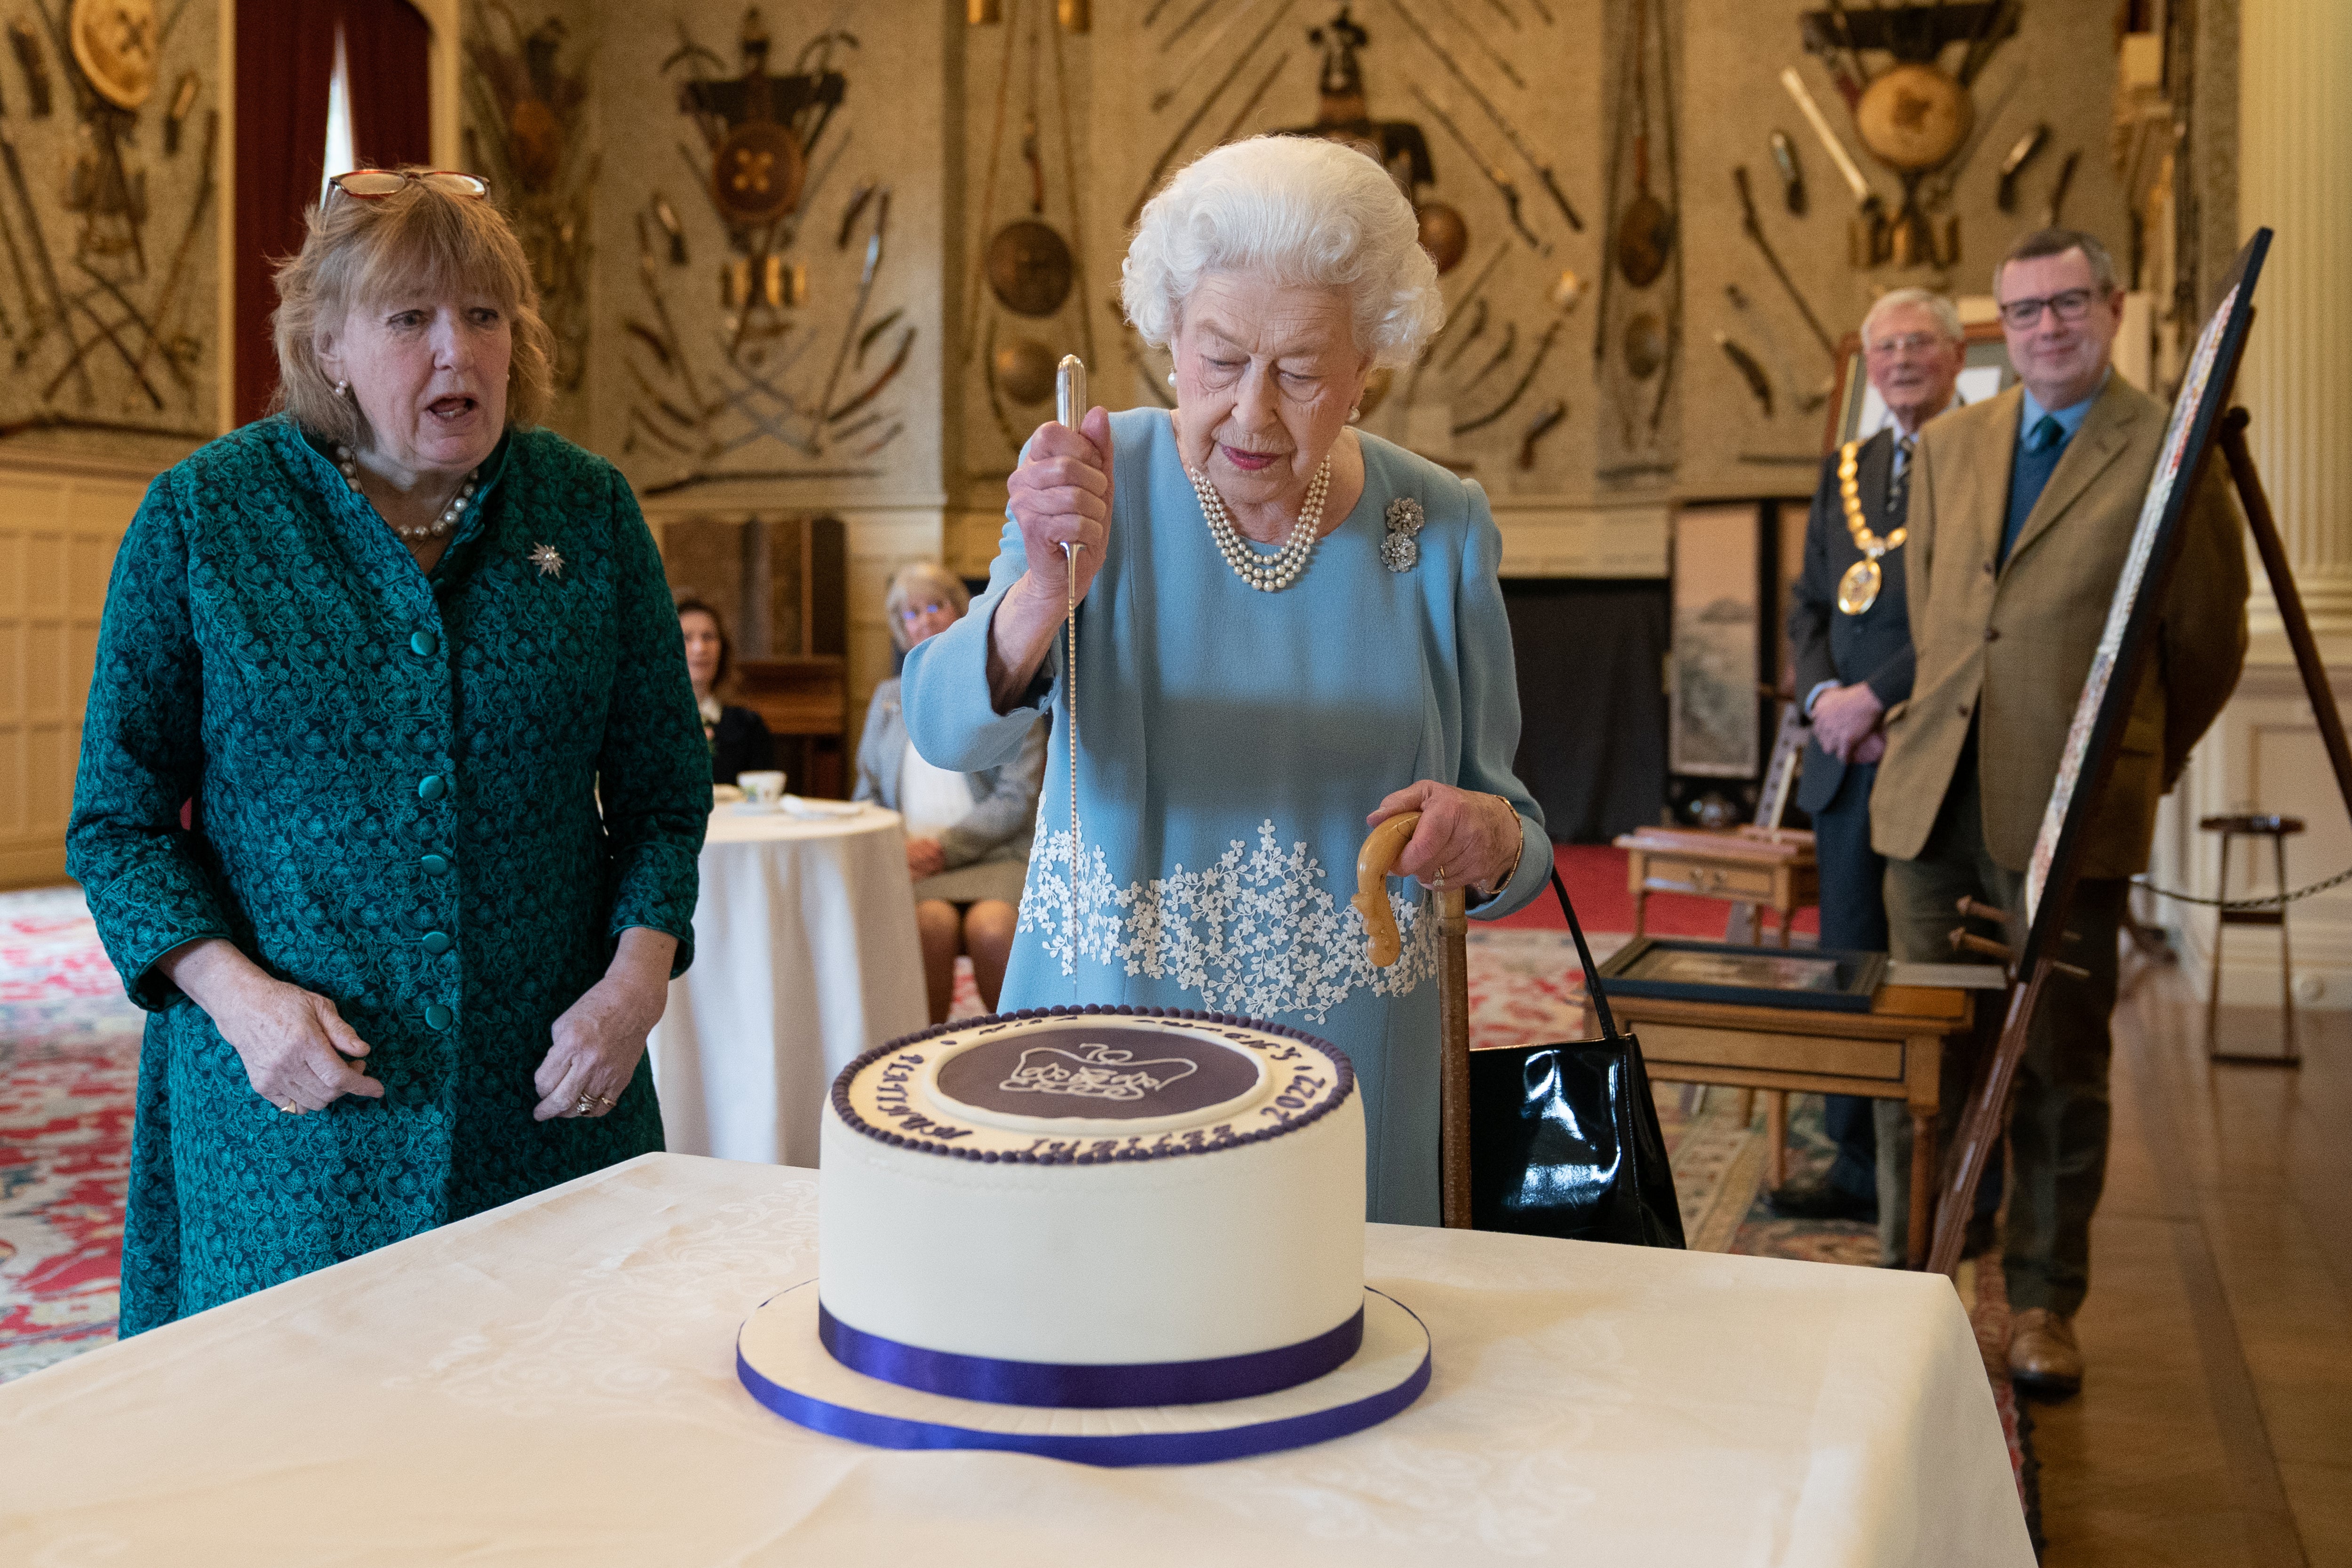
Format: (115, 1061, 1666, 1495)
(1355, 812, 1422, 967)
(1356, 807, 1477, 1229)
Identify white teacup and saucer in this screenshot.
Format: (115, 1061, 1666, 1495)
(734, 771, 787, 813)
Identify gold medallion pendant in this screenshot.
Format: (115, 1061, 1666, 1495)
(1838, 557, 1883, 615)
(1834, 439, 1905, 617)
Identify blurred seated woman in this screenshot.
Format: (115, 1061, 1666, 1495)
(677, 598, 777, 785)
(854, 563, 1046, 1021)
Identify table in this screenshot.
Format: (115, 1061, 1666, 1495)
(0, 1155, 2031, 1566)
(648, 805, 929, 1166)
(1613, 826, 1820, 947)
(1614, 985, 1974, 1267)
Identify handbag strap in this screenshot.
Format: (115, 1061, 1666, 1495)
(1549, 868, 1622, 1040)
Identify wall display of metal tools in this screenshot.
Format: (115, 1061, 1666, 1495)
(1591, 0, 1679, 462)
(1117, 2, 1591, 486)
(0, 0, 215, 441)
(1788, 1, 2019, 271)
(1076, 0, 1593, 487)
(600, 5, 919, 494)
(461, 3, 595, 396)
(953, 0, 2130, 511)
(965, 0, 1094, 467)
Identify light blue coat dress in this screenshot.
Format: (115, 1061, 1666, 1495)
(901, 409, 1548, 1224)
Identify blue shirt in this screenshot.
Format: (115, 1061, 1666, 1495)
(2019, 372, 2106, 445)
(2002, 372, 2111, 565)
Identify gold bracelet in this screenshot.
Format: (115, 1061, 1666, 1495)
(1476, 794, 1525, 898)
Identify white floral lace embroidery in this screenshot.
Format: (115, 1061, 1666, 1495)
(1017, 819, 1435, 1023)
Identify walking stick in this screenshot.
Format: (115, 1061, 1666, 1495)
(1355, 812, 1473, 1229)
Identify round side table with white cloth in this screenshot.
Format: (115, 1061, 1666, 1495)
(648, 803, 928, 1166)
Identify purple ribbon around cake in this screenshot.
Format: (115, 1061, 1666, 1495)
(818, 1301, 1365, 1408)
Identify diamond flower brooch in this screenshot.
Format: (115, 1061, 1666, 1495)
(1380, 497, 1425, 573)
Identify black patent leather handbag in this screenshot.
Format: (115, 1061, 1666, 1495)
(1467, 869, 1687, 1248)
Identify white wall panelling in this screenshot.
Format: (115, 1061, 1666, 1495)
(0, 464, 149, 888)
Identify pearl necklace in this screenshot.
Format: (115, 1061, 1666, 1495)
(1187, 455, 1332, 592)
(335, 445, 480, 541)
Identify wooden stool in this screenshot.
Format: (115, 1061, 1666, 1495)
(1612, 827, 1821, 948)
(2199, 813, 2304, 1067)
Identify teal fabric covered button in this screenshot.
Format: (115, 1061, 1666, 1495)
(422, 930, 452, 955)
(420, 853, 449, 876)
(410, 629, 439, 657)
(424, 1003, 453, 1030)
(418, 774, 446, 801)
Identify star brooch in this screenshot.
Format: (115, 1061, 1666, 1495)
(528, 542, 564, 579)
(1380, 497, 1425, 573)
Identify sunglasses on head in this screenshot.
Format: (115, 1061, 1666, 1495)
(326, 169, 490, 209)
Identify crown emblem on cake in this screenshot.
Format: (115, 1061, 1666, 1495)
(999, 1043, 1200, 1102)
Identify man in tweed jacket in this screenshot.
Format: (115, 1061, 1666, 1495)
(1870, 230, 2248, 1396)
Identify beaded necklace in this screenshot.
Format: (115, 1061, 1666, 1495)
(335, 444, 480, 542)
(1186, 456, 1333, 593)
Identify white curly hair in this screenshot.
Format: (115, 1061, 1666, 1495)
(1120, 135, 1444, 370)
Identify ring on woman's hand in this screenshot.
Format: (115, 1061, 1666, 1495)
(280, 1101, 301, 1114)
(593, 1093, 616, 1106)
(574, 1094, 597, 1115)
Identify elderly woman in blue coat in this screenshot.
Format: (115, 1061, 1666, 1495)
(901, 136, 1549, 1225)
(66, 169, 709, 1330)
(856, 562, 1048, 1023)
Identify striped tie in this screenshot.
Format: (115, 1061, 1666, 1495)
(1888, 434, 1916, 521)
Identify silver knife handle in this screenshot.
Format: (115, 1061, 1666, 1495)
(1056, 354, 1087, 430)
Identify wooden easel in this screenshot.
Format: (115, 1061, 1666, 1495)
(1927, 402, 2352, 1275)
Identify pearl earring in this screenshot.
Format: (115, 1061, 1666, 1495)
(1348, 405, 1362, 423)
(1168, 370, 1177, 385)
(334, 380, 350, 399)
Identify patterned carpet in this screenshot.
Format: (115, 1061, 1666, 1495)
(0, 879, 2031, 1538)
(0, 888, 145, 1382)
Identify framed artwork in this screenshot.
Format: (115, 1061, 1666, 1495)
(1598, 939, 1888, 1013)
(2020, 231, 2273, 970)
(1669, 504, 1763, 779)
(1825, 320, 2017, 453)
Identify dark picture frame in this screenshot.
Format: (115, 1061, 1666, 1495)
(1824, 320, 2016, 453)
(1597, 937, 1888, 1013)
(2018, 230, 2273, 971)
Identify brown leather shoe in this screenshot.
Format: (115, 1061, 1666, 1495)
(2009, 1307, 2083, 1399)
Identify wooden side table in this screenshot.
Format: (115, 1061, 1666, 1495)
(1613, 827, 1821, 947)
(1606, 985, 1972, 1267)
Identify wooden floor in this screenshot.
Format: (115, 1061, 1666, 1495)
(2033, 955, 2352, 1565)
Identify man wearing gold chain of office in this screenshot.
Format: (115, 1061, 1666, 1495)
(1773, 289, 1968, 1230)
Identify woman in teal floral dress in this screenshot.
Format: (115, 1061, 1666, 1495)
(66, 171, 710, 1333)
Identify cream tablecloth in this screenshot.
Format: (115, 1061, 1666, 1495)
(648, 806, 928, 1166)
(0, 1155, 2032, 1566)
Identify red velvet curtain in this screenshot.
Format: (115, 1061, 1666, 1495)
(232, 0, 432, 429)
(342, 1, 432, 175)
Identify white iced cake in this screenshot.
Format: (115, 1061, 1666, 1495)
(817, 1005, 1365, 1407)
